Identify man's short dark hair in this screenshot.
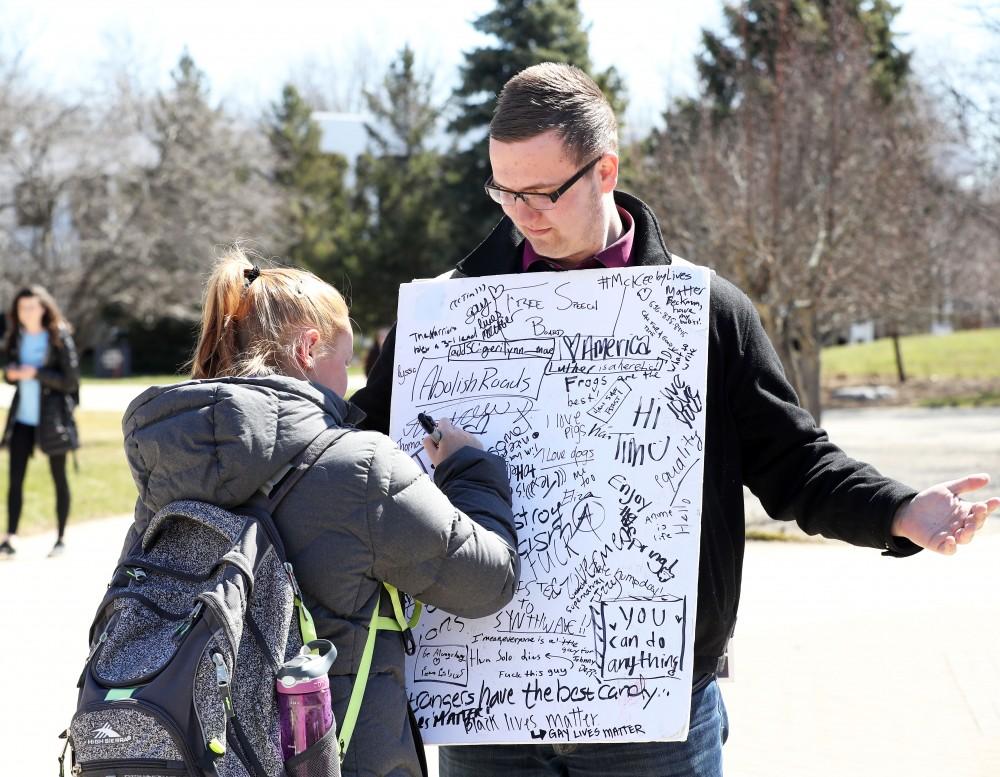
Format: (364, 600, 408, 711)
(490, 62, 618, 163)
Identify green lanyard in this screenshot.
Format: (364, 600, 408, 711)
(328, 582, 422, 763)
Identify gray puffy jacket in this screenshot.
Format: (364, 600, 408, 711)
(118, 375, 519, 777)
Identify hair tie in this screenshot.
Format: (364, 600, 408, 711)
(243, 266, 261, 286)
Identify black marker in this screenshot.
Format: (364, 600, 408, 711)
(417, 412, 443, 446)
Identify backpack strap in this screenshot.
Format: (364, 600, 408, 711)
(383, 582, 422, 653)
(264, 426, 345, 513)
(258, 426, 345, 646)
(338, 583, 423, 762)
(285, 561, 319, 646)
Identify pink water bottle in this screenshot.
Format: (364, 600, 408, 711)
(277, 639, 337, 759)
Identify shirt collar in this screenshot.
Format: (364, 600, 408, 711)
(522, 206, 635, 272)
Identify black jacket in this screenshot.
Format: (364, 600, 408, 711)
(3, 327, 80, 456)
(351, 190, 920, 676)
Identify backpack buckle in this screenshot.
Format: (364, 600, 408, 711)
(213, 653, 235, 719)
(57, 729, 70, 777)
(126, 567, 147, 583)
(283, 562, 302, 597)
(401, 628, 416, 656)
(173, 601, 203, 640)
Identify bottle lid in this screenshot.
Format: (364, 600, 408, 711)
(276, 639, 337, 685)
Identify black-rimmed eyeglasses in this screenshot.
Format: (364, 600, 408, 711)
(484, 156, 602, 212)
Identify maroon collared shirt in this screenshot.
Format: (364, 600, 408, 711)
(522, 206, 635, 272)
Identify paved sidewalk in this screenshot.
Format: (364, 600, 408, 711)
(747, 406, 1000, 532)
(2, 515, 996, 775)
(721, 529, 1000, 777)
(0, 516, 134, 775)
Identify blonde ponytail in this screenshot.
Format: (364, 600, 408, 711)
(190, 248, 350, 380)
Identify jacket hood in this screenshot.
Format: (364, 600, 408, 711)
(122, 375, 364, 513)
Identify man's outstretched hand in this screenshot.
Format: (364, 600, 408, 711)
(892, 474, 1000, 555)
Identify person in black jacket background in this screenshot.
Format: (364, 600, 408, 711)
(1, 285, 80, 558)
(350, 63, 1000, 777)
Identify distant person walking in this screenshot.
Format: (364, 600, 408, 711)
(1, 286, 80, 558)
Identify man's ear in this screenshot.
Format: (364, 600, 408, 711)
(295, 329, 321, 372)
(597, 154, 619, 194)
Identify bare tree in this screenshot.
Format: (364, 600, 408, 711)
(0, 50, 92, 317)
(638, 4, 943, 420)
(0, 49, 287, 350)
(923, 1, 1000, 330)
(286, 42, 383, 114)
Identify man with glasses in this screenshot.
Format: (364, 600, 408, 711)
(351, 62, 998, 777)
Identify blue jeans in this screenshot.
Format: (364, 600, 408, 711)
(439, 679, 730, 777)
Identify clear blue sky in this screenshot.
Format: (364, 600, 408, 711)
(3, 0, 995, 135)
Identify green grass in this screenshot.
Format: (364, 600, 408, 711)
(0, 411, 136, 536)
(821, 328, 1000, 380)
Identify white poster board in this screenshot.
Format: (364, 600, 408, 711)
(389, 265, 711, 744)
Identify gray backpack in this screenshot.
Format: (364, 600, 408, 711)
(62, 428, 418, 776)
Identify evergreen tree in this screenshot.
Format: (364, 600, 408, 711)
(266, 84, 354, 277)
(447, 0, 627, 254)
(348, 46, 453, 332)
(697, 0, 911, 120)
